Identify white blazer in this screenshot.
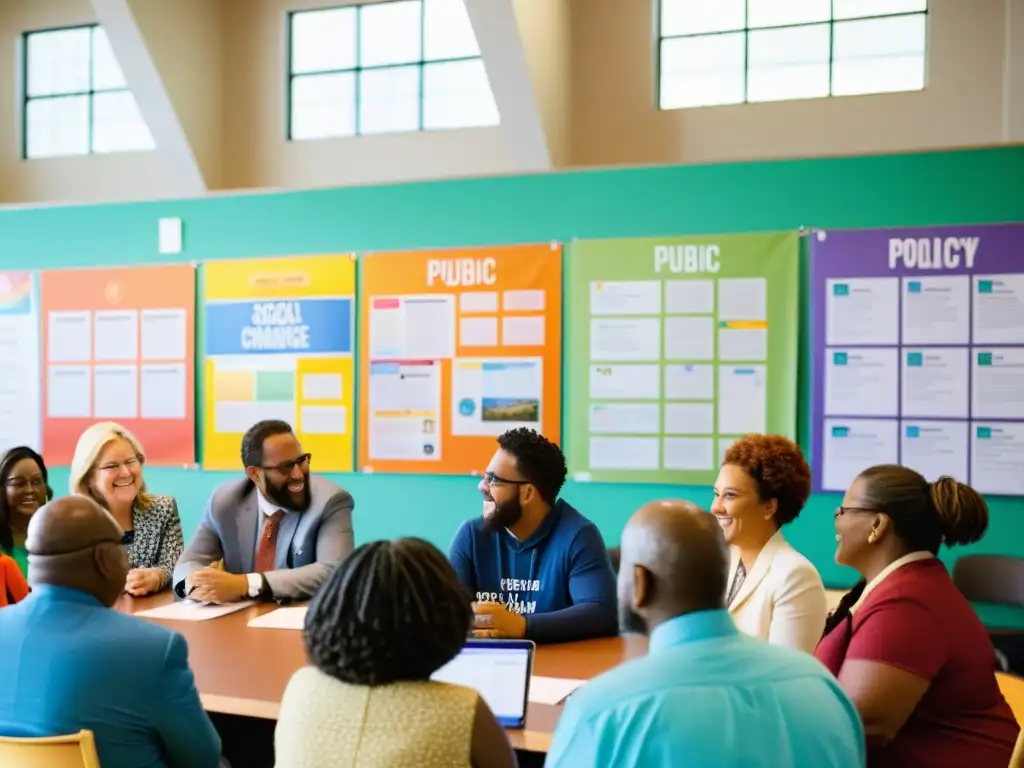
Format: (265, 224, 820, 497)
(727, 529, 828, 654)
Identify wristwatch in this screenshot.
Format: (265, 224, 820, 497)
(247, 573, 264, 599)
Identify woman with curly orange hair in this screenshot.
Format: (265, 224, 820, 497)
(711, 434, 827, 653)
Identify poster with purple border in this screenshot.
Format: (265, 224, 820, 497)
(811, 223, 1024, 497)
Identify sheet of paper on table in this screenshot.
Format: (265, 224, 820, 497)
(528, 676, 587, 706)
(247, 606, 308, 630)
(134, 600, 255, 621)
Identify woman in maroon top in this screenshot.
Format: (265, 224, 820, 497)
(816, 464, 1018, 767)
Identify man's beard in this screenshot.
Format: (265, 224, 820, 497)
(618, 605, 648, 636)
(265, 475, 312, 512)
(482, 496, 523, 532)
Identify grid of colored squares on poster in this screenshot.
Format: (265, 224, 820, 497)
(202, 255, 356, 472)
(0, 224, 1021, 499)
(565, 232, 800, 485)
(357, 243, 562, 476)
(811, 223, 1024, 497)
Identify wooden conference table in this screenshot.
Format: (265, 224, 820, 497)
(115, 593, 647, 754)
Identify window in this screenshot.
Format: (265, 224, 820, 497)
(23, 25, 155, 159)
(658, 0, 928, 110)
(288, 0, 499, 140)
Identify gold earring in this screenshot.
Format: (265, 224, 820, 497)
(868, 531, 877, 544)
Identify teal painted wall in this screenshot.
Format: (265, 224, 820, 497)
(5, 146, 1024, 588)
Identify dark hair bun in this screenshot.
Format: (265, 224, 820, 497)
(929, 476, 989, 547)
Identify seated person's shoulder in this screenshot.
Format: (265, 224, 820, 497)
(555, 501, 602, 539)
(308, 476, 354, 508)
(774, 546, 824, 588)
(147, 494, 179, 515)
(210, 476, 249, 504)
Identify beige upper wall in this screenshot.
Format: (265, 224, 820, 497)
(0, 0, 1017, 204)
(0, 0, 177, 203)
(571, 0, 1009, 165)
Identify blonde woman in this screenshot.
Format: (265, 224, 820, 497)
(70, 422, 184, 596)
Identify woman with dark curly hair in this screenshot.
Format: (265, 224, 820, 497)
(274, 538, 517, 768)
(712, 434, 827, 653)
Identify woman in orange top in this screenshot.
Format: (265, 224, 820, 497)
(0, 551, 28, 606)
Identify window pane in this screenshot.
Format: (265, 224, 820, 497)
(359, 0, 421, 67)
(26, 28, 91, 97)
(833, 0, 928, 20)
(290, 72, 356, 140)
(660, 0, 744, 36)
(25, 96, 89, 158)
(423, 0, 480, 60)
(92, 28, 127, 91)
(423, 59, 499, 129)
(92, 91, 155, 153)
(748, 24, 829, 102)
(832, 14, 926, 96)
(358, 65, 420, 134)
(290, 8, 357, 74)
(659, 33, 745, 109)
(748, 0, 830, 28)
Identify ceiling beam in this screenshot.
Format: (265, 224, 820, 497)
(90, 0, 208, 194)
(464, 0, 553, 172)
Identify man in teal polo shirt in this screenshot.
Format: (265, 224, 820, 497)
(546, 499, 865, 768)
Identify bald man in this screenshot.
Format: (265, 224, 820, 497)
(547, 500, 866, 768)
(0, 496, 224, 768)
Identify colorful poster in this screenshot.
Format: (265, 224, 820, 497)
(566, 232, 800, 484)
(358, 243, 562, 475)
(41, 265, 195, 465)
(203, 255, 355, 472)
(0, 272, 41, 453)
(811, 223, 1024, 496)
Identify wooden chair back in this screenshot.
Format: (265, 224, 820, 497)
(0, 730, 101, 767)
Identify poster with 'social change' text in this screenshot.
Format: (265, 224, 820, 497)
(41, 265, 196, 466)
(812, 223, 1024, 496)
(358, 243, 562, 475)
(566, 232, 800, 485)
(203, 255, 355, 472)
(0, 271, 41, 454)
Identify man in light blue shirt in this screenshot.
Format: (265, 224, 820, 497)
(546, 499, 865, 768)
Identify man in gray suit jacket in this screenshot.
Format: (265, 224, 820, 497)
(173, 420, 355, 603)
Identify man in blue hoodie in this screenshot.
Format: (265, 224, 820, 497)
(449, 427, 618, 644)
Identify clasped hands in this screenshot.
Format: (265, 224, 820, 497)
(124, 567, 165, 597)
(186, 561, 249, 604)
(471, 600, 527, 639)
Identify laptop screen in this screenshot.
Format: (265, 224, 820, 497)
(430, 639, 534, 728)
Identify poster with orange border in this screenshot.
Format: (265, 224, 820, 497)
(358, 243, 562, 475)
(41, 265, 196, 465)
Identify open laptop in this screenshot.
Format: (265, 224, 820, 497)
(430, 639, 535, 728)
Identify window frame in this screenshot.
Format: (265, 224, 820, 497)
(286, 0, 490, 140)
(21, 23, 150, 159)
(655, 0, 929, 110)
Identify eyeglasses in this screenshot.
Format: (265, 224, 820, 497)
(834, 505, 875, 518)
(482, 471, 529, 487)
(262, 454, 312, 474)
(98, 456, 141, 472)
(5, 476, 46, 490)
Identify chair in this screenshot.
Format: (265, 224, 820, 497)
(952, 556, 1024, 607)
(608, 546, 620, 574)
(0, 730, 101, 768)
(997, 673, 1024, 768)
(1012, 731, 1024, 768)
